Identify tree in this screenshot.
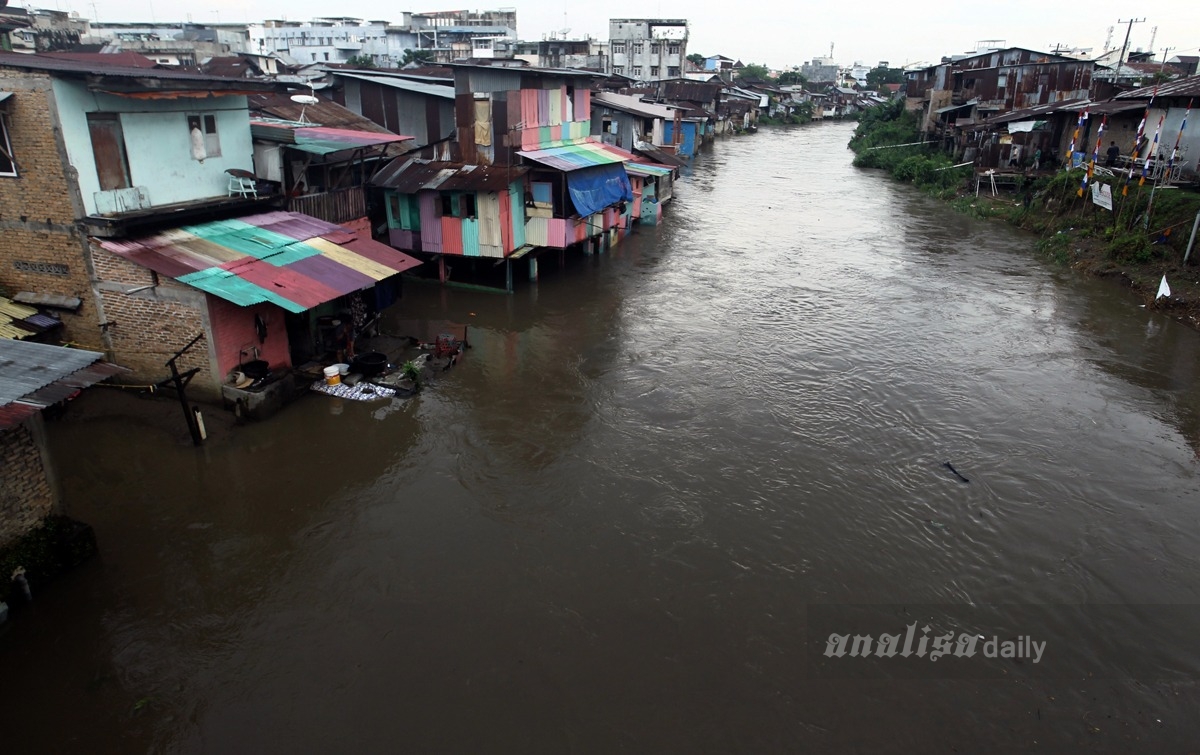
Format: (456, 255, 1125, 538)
(865, 65, 904, 90)
(686, 53, 706, 68)
(402, 48, 435, 67)
(777, 68, 807, 86)
(737, 63, 772, 83)
(346, 54, 376, 68)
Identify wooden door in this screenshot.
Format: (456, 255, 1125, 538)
(87, 113, 131, 191)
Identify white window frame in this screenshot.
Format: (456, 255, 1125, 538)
(187, 113, 222, 161)
(0, 113, 17, 177)
(632, 66, 642, 77)
(612, 42, 626, 54)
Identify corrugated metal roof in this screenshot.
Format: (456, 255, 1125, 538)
(624, 162, 674, 177)
(98, 211, 422, 313)
(1116, 75, 1200, 98)
(371, 158, 527, 192)
(250, 120, 413, 154)
(0, 339, 108, 406)
(0, 296, 61, 340)
(517, 139, 635, 172)
(593, 91, 678, 120)
(633, 143, 688, 167)
(0, 51, 274, 88)
(248, 92, 396, 133)
(334, 72, 455, 100)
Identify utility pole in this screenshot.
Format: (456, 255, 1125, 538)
(1115, 18, 1145, 72)
(1158, 46, 1175, 76)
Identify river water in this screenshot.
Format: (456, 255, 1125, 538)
(4, 122, 1200, 752)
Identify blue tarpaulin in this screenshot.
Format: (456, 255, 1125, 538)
(566, 163, 632, 217)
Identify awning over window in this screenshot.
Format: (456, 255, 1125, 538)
(98, 211, 422, 313)
(566, 163, 632, 218)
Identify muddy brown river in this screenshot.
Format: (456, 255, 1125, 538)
(3, 122, 1200, 752)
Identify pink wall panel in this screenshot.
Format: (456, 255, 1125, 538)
(419, 192, 442, 253)
(208, 295, 292, 378)
(548, 218, 566, 248)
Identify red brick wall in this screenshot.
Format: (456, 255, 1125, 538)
(0, 420, 54, 549)
(0, 66, 102, 350)
(90, 244, 216, 394)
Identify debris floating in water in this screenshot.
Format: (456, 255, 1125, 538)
(943, 461, 970, 483)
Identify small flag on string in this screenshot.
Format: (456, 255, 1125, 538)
(1157, 275, 1171, 300)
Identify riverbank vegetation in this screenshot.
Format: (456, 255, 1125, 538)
(849, 100, 1200, 328)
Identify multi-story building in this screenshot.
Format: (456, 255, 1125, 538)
(247, 10, 517, 67)
(607, 19, 687, 82)
(800, 56, 840, 85)
(501, 36, 607, 71)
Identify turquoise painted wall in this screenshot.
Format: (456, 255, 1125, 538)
(52, 79, 254, 216)
(509, 183, 525, 249)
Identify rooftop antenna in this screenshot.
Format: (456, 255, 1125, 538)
(1147, 26, 1158, 54)
(1103, 26, 1114, 52)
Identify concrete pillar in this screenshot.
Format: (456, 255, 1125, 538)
(528, 257, 538, 282)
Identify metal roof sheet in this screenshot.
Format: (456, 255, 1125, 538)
(624, 162, 674, 177)
(592, 91, 678, 119)
(250, 120, 413, 154)
(517, 139, 635, 172)
(333, 72, 456, 100)
(1116, 74, 1200, 99)
(0, 51, 275, 88)
(371, 158, 527, 192)
(633, 143, 688, 167)
(0, 339, 108, 406)
(98, 212, 423, 313)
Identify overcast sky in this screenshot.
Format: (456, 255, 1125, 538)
(77, 0, 1200, 71)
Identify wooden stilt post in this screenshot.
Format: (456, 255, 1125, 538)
(505, 259, 513, 293)
(528, 257, 538, 282)
(438, 255, 446, 283)
(165, 332, 205, 446)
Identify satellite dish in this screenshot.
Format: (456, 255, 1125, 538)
(289, 93, 319, 124)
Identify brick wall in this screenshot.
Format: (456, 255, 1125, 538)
(0, 420, 54, 549)
(90, 244, 220, 395)
(0, 66, 102, 350)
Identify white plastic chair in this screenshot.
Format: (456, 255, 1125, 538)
(226, 169, 258, 198)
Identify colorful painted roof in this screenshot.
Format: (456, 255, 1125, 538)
(516, 139, 637, 172)
(99, 211, 423, 313)
(623, 162, 675, 177)
(250, 120, 414, 155)
(0, 296, 61, 340)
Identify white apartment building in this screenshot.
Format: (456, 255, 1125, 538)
(608, 19, 687, 82)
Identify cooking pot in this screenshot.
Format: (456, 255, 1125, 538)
(352, 352, 388, 378)
(241, 359, 270, 379)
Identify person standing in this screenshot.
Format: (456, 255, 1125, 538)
(1106, 141, 1121, 167)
